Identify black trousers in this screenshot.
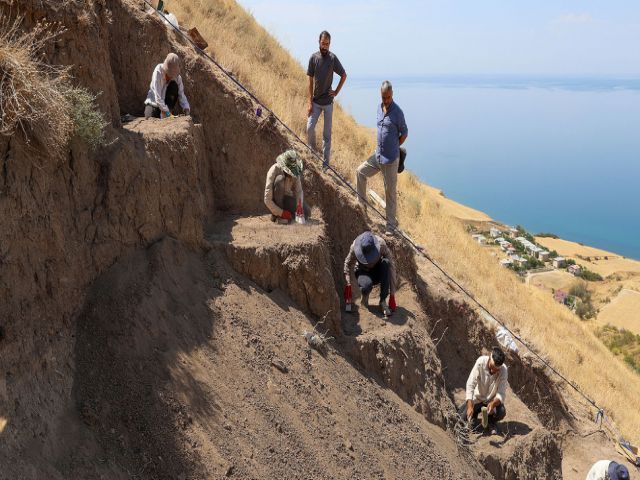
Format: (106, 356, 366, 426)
(144, 80, 179, 118)
(458, 401, 506, 425)
(356, 258, 390, 302)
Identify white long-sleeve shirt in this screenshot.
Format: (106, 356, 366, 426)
(586, 460, 612, 480)
(144, 63, 190, 113)
(465, 355, 508, 404)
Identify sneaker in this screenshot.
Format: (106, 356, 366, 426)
(380, 299, 391, 317)
(322, 161, 329, 172)
(360, 291, 369, 307)
(480, 406, 489, 429)
(384, 227, 396, 237)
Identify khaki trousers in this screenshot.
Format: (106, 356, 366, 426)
(356, 154, 398, 229)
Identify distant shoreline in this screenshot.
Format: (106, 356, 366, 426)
(349, 74, 640, 92)
(433, 189, 640, 273)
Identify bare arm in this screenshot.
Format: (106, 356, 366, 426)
(399, 134, 408, 146)
(307, 76, 314, 115)
(487, 397, 502, 413)
(330, 72, 347, 97)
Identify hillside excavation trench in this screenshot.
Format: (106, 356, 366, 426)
(0, 1, 620, 478)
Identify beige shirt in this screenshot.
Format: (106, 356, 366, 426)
(465, 355, 508, 404)
(263, 163, 303, 217)
(343, 235, 397, 295)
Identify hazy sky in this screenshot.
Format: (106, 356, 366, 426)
(237, 0, 640, 77)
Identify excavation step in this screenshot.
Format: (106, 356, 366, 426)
(206, 215, 340, 334)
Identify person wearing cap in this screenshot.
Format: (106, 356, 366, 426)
(144, 52, 191, 119)
(356, 80, 408, 235)
(459, 347, 508, 430)
(343, 231, 397, 317)
(264, 150, 310, 223)
(306, 30, 347, 169)
(586, 460, 630, 480)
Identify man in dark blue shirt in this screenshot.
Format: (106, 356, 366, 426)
(306, 31, 347, 169)
(356, 81, 408, 234)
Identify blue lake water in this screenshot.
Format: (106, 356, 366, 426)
(339, 76, 640, 260)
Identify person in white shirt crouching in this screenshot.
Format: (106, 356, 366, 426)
(459, 346, 508, 432)
(144, 53, 190, 119)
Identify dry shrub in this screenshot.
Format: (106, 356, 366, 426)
(65, 87, 108, 150)
(0, 15, 73, 155)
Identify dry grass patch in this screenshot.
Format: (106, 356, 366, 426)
(598, 289, 640, 335)
(0, 15, 107, 154)
(0, 16, 73, 154)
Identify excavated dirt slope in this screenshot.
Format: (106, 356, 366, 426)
(0, 0, 628, 478)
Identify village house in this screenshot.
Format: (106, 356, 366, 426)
(568, 264, 582, 276)
(553, 257, 566, 268)
(511, 255, 528, 268)
(500, 258, 513, 268)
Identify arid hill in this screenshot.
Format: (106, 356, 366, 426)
(0, 1, 631, 478)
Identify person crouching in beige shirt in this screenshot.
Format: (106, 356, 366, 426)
(264, 150, 310, 223)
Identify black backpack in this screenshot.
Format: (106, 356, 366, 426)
(398, 147, 407, 173)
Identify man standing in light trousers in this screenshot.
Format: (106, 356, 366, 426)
(356, 81, 408, 235)
(306, 31, 347, 169)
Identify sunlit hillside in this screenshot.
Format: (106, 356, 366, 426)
(169, 0, 640, 443)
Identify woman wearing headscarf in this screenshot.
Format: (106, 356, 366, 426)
(144, 52, 190, 118)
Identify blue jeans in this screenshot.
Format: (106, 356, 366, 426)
(355, 258, 390, 303)
(306, 102, 333, 165)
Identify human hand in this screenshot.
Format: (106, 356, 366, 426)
(307, 103, 313, 116)
(389, 294, 397, 311)
(466, 403, 474, 421)
(329, 89, 338, 97)
(281, 210, 292, 221)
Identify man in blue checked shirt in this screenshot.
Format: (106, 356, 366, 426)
(356, 80, 408, 235)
